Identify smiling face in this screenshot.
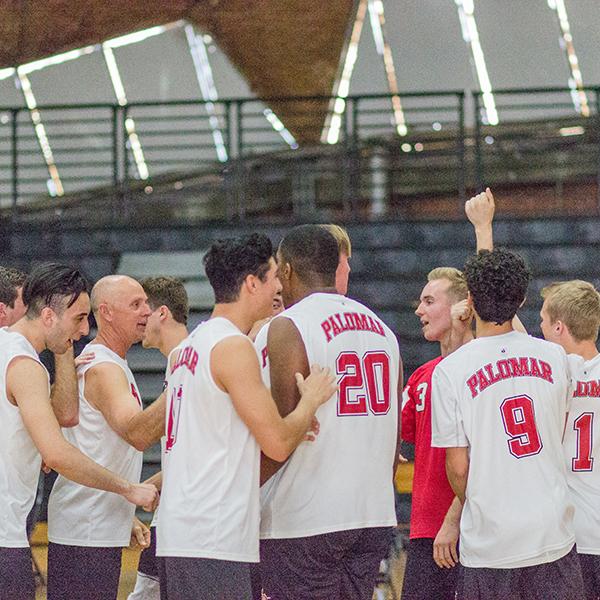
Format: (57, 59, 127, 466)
(254, 258, 283, 320)
(415, 278, 454, 342)
(45, 292, 91, 354)
(142, 304, 163, 349)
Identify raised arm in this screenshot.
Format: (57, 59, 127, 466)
(211, 335, 335, 464)
(84, 363, 165, 451)
(9, 357, 156, 507)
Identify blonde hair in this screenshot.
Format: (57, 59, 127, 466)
(321, 224, 351, 257)
(427, 267, 468, 302)
(541, 280, 600, 342)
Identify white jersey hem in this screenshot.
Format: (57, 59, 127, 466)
(460, 538, 575, 569)
(260, 518, 397, 540)
(575, 544, 600, 556)
(0, 540, 30, 549)
(48, 535, 130, 548)
(155, 548, 258, 563)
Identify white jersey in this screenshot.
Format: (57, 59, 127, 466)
(431, 331, 575, 568)
(48, 343, 143, 547)
(0, 330, 49, 547)
(150, 342, 186, 529)
(563, 353, 600, 555)
(256, 293, 400, 539)
(157, 318, 260, 562)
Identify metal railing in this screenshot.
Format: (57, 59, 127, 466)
(0, 87, 598, 223)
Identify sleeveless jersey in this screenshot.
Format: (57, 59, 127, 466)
(48, 343, 143, 547)
(563, 353, 600, 555)
(401, 356, 455, 539)
(156, 318, 260, 562)
(150, 341, 186, 529)
(0, 330, 49, 547)
(256, 293, 400, 539)
(431, 331, 575, 568)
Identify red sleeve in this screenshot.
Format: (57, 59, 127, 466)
(401, 377, 416, 443)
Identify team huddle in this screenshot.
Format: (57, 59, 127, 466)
(0, 190, 598, 600)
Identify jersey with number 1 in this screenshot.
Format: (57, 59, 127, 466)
(257, 292, 400, 539)
(564, 353, 600, 555)
(431, 331, 575, 569)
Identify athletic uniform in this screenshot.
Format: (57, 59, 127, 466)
(0, 330, 49, 600)
(401, 356, 459, 600)
(129, 342, 187, 600)
(564, 353, 600, 600)
(47, 343, 143, 600)
(431, 331, 584, 599)
(256, 292, 400, 600)
(157, 318, 259, 600)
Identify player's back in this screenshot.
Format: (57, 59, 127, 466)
(432, 331, 574, 568)
(563, 353, 600, 555)
(257, 292, 400, 539)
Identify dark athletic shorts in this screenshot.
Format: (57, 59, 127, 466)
(401, 537, 460, 600)
(458, 545, 585, 600)
(47, 542, 122, 600)
(260, 526, 393, 600)
(162, 556, 253, 600)
(578, 552, 600, 600)
(138, 526, 160, 579)
(0, 546, 35, 600)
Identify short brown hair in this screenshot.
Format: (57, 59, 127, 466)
(321, 224, 351, 257)
(541, 280, 600, 342)
(427, 267, 468, 303)
(140, 276, 189, 325)
(0, 267, 27, 307)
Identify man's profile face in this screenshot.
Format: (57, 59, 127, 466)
(335, 253, 351, 295)
(539, 301, 560, 344)
(47, 293, 91, 354)
(255, 258, 282, 320)
(415, 279, 454, 342)
(107, 280, 152, 344)
(142, 305, 163, 349)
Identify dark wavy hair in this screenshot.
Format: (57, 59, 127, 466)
(23, 263, 90, 317)
(464, 248, 531, 325)
(204, 233, 273, 303)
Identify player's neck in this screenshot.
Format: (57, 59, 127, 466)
(211, 303, 255, 335)
(159, 324, 189, 358)
(9, 318, 45, 353)
(563, 338, 599, 361)
(439, 327, 474, 357)
(290, 285, 338, 306)
(93, 327, 133, 359)
(475, 316, 514, 338)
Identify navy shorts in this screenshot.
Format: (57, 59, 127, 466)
(458, 545, 585, 600)
(401, 537, 460, 600)
(162, 556, 253, 600)
(260, 526, 393, 600)
(577, 552, 600, 600)
(0, 546, 35, 600)
(47, 542, 122, 600)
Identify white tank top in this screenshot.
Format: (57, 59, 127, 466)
(48, 343, 143, 547)
(156, 318, 260, 562)
(0, 329, 48, 547)
(564, 353, 600, 555)
(255, 293, 400, 539)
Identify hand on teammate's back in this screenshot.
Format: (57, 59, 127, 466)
(295, 365, 337, 410)
(465, 187, 495, 228)
(123, 482, 158, 509)
(303, 416, 321, 442)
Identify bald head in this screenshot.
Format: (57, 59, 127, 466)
(91, 275, 142, 315)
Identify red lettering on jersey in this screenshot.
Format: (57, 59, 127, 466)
(171, 346, 199, 375)
(574, 380, 600, 397)
(131, 383, 142, 407)
(321, 311, 386, 342)
(590, 381, 600, 396)
(467, 356, 555, 399)
(261, 346, 268, 368)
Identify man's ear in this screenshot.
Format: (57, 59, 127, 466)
(0, 303, 7, 321)
(40, 306, 56, 328)
(466, 291, 474, 307)
(159, 305, 170, 322)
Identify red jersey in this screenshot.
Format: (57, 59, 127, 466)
(401, 356, 455, 539)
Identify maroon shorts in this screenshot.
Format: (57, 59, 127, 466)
(0, 546, 35, 600)
(458, 545, 585, 600)
(260, 526, 393, 600)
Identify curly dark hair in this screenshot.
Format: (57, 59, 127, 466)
(464, 248, 531, 325)
(203, 233, 274, 303)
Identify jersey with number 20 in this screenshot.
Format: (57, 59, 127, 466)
(431, 331, 575, 569)
(257, 292, 400, 539)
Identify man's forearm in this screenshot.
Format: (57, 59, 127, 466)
(125, 393, 166, 451)
(475, 224, 493, 252)
(50, 349, 79, 427)
(442, 496, 463, 526)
